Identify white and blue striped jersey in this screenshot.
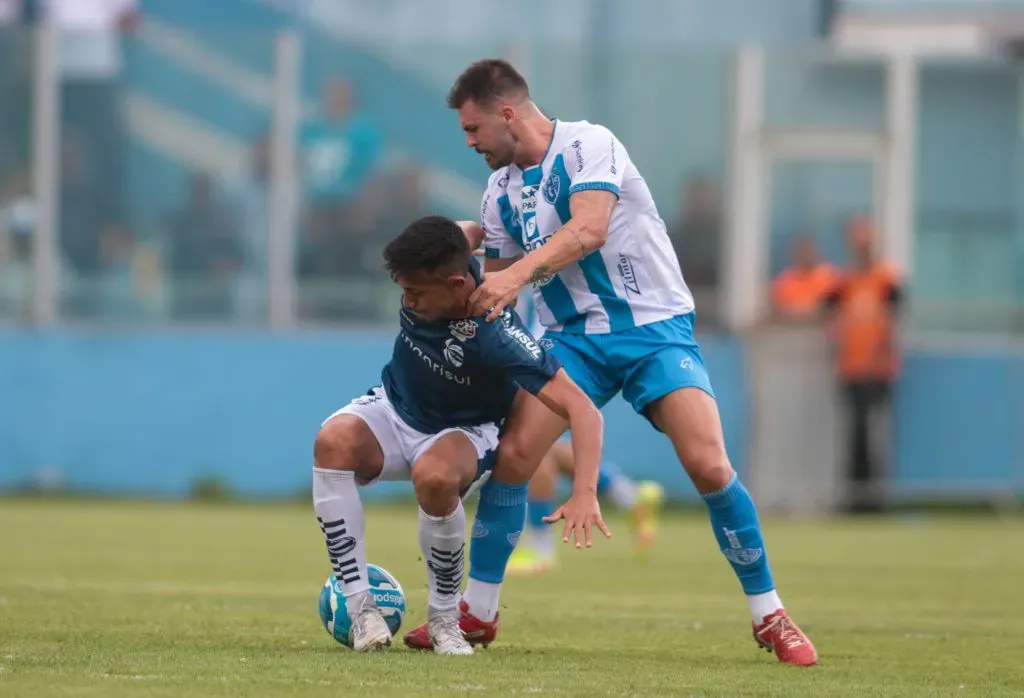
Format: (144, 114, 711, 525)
(482, 119, 693, 335)
(515, 289, 544, 339)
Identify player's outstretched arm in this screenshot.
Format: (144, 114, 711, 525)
(480, 312, 608, 547)
(532, 369, 612, 549)
(469, 190, 617, 320)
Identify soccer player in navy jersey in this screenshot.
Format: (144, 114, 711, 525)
(312, 215, 609, 654)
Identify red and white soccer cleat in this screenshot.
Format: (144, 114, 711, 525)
(753, 609, 818, 666)
(403, 600, 500, 650)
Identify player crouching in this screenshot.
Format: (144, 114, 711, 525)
(311, 216, 609, 654)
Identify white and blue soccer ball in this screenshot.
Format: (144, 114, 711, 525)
(318, 564, 407, 648)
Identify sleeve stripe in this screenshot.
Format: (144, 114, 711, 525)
(569, 181, 621, 197)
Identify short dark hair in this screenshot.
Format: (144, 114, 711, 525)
(447, 59, 529, 109)
(383, 215, 470, 279)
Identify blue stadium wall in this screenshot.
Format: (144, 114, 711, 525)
(0, 328, 1020, 500)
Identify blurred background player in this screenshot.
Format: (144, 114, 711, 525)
(508, 289, 665, 575)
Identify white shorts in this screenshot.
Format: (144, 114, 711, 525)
(324, 386, 500, 491)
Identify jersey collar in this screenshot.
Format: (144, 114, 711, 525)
(468, 257, 483, 285)
(515, 118, 558, 173)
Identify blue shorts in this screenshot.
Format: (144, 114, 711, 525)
(540, 312, 714, 424)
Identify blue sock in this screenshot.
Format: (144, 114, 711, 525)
(702, 473, 775, 595)
(526, 498, 554, 531)
(468, 480, 527, 584)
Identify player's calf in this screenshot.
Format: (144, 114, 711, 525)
(411, 433, 479, 655)
(312, 415, 389, 648)
(649, 388, 817, 664)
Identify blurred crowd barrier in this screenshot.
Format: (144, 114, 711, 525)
(0, 0, 1022, 506)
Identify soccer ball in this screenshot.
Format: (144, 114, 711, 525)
(318, 564, 407, 648)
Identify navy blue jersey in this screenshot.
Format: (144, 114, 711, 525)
(382, 286, 561, 434)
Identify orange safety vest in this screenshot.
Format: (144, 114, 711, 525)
(771, 264, 840, 316)
(832, 263, 901, 382)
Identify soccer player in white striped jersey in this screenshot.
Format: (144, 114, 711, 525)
(404, 59, 817, 666)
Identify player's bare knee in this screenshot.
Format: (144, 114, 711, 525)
(686, 448, 735, 493)
(313, 417, 367, 472)
(492, 437, 534, 485)
(412, 461, 462, 515)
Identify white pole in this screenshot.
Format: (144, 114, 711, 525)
(883, 51, 917, 277)
(268, 28, 301, 328)
(31, 20, 60, 326)
(723, 45, 765, 331)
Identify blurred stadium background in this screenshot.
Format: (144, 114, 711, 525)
(2, 2, 1024, 696)
(1, 0, 1021, 510)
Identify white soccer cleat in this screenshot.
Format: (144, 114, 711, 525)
(351, 599, 392, 652)
(428, 613, 474, 655)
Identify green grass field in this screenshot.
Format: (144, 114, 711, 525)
(1, 500, 1022, 697)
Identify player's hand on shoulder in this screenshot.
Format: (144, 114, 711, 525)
(544, 492, 612, 550)
(469, 266, 526, 322)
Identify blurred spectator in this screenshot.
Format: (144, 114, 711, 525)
(59, 130, 109, 317)
(296, 77, 385, 320)
(670, 175, 722, 288)
(297, 78, 383, 295)
(770, 235, 839, 321)
(300, 77, 382, 207)
(0, 2, 32, 182)
(221, 132, 270, 322)
(0, 168, 35, 319)
(296, 164, 425, 321)
(825, 216, 903, 515)
(58, 131, 104, 269)
(669, 175, 723, 328)
(165, 172, 242, 321)
(96, 222, 142, 320)
(42, 0, 139, 223)
(364, 165, 429, 263)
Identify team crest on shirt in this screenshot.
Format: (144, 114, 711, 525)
(538, 338, 554, 350)
(542, 171, 562, 204)
(443, 338, 465, 368)
(449, 319, 477, 342)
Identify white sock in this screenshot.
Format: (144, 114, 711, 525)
(312, 468, 370, 617)
(462, 578, 501, 622)
(748, 590, 784, 624)
(608, 475, 637, 510)
(419, 503, 466, 614)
